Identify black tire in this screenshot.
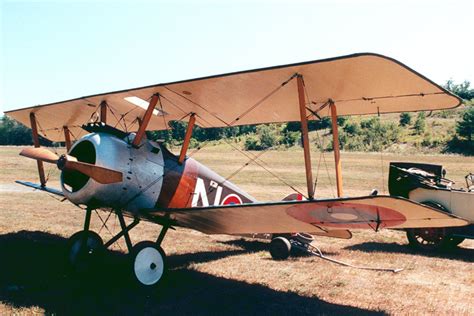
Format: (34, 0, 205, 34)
(406, 201, 458, 251)
(67, 230, 104, 274)
(270, 237, 291, 260)
(131, 241, 167, 287)
(406, 227, 447, 251)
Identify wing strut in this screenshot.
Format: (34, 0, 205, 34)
(63, 126, 72, 151)
(330, 101, 343, 197)
(132, 93, 160, 147)
(100, 100, 108, 123)
(297, 75, 314, 199)
(29, 112, 46, 187)
(178, 113, 196, 164)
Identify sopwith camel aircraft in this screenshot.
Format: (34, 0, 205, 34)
(5, 53, 469, 287)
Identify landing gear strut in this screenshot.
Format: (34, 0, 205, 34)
(66, 208, 173, 287)
(67, 208, 105, 273)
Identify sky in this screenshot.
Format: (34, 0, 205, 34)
(1, 0, 473, 113)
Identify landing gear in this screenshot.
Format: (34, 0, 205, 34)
(67, 230, 104, 273)
(66, 207, 173, 288)
(132, 241, 166, 286)
(130, 218, 171, 288)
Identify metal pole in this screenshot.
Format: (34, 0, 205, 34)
(29, 113, 46, 187)
(297, 75, 314, 199)
(330, 101, 343, 197)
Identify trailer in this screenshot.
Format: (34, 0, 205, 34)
(389, 162, 474, 251)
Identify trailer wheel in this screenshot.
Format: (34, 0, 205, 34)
(406, 227, 447, 251)
(270, 237, 291, 260)
(406, 201, 460, 251)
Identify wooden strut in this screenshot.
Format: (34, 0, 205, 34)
(132, 94, 160, 148)
(63, 126, 72, 151)
(297, 75, 314, 199)
(330, 101, 343, 197)
(178, 113, 196, 164)
(29, 113, 46, 187)
(100, 101, 107, 123)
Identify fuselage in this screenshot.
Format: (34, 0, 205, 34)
(61, 132, 255, 215)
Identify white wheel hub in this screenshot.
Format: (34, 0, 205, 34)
(134, 246, 164, 285)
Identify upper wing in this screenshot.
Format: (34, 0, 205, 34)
(147, 195, 468, 235)
(5, 53, 460, 141)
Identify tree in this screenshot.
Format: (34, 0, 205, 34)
(399, 112, 412, 126)
(0, 116, 32, 145)
(456, 106, 474, 142)
(444, 80, 474, 101)
(0, 116, 53, 146)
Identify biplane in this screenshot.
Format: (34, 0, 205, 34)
(5, 53, 468, 287)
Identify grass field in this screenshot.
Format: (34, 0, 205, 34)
(0, 145, 473, 315)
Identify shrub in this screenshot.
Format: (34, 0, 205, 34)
(335, 117, 401, 152)
(282, 131, 300, 147)
(399, 112, 412, 126)
(244, 134, 261, 150)
(456, 106, 474, 142)
(343, 121, 361, 135)
(414, 112, 426, 134)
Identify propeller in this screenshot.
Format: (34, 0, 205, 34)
(20, 147, 123, 184)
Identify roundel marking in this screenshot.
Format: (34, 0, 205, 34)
(286, 202, 406, 229)
(221, 194, 243, 205)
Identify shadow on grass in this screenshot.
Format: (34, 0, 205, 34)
(345, 242, 474, 263)
(0, 230, 385, 315)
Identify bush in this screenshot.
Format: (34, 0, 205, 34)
(335, 117, 401, 152)
(343, 121, 361, 135)
(282, 131, 300, 147)
(243, 124, 281, 150)
(456, 106, 474, 142)
(257, 125, 278, 149)
(399, 112, 412, 126)
(244, 135, 261, 150)
(414, 112, 426, 134)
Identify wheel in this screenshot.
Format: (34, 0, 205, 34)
(406, 200, 459, 251)
(67, 230, 104, 273)
(294, 233, 314, 244)
(131, 241, 166, 287)
(270, 237, 291, 260)
(406, 227, 447, 251)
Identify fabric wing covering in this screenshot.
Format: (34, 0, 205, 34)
(5, 53, 461, 142)
(149, 196, 468, 235)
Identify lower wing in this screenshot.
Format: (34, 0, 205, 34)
(147, 195, 468, 235)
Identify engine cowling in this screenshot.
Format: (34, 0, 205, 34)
(61, 133, 165, 213)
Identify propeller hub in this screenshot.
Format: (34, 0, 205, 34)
(57, 155, 68, 170)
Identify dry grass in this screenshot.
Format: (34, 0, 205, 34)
(0, 145, 473, 315)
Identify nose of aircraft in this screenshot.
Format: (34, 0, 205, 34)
(19, 142, 123, 188)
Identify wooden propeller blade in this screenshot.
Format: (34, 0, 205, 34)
(20, 147, 59, 164)
(64, 161, 123, 184)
